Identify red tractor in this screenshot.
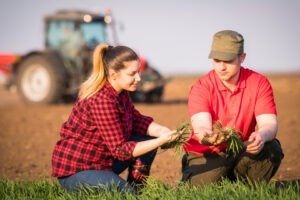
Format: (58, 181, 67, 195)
(0, 10, 166, 104)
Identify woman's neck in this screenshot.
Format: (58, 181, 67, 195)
(108, 79, 122, 94)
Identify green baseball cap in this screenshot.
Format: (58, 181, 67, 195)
(208, 30, 244, 61)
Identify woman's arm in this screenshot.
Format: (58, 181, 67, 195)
(131, 121, 177, 157)
(146, 121, 173, 137)
(132, 130, 176, 157)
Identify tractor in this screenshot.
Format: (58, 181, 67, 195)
(0, 10, 166, 104)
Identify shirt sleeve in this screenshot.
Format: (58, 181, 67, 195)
(188, 80, 211, 118)
(90, 98, 136, 161)
(255, 77, 277, 116)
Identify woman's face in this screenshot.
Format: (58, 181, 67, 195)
(110, 60, 141, 93)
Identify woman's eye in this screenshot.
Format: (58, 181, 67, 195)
(130, 72, 138, 76)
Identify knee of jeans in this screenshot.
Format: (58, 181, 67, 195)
(58, 178, 65, 188)
(58, 176, 81, 192)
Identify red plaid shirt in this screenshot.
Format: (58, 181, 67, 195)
(52, 82, 153, 177)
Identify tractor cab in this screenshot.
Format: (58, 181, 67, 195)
(45, 10, 109, 50)
(44, 10, 111, 78)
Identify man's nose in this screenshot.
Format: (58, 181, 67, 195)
(219, 62, 227, 70)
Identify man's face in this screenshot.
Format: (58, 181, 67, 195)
(212, 53, 245, 83)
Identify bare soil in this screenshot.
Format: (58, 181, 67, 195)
(0, 74, 299, 185)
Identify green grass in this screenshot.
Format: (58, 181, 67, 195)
(0, 178, 299, 200)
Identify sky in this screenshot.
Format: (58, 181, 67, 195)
(1, 0, 300, 75)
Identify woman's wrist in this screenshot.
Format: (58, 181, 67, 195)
(148, 122, 171, 137)
(157, 134, 171, 147)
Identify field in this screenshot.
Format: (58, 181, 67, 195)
(0, 74, 299, 186)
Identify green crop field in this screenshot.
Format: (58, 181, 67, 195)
(1, 178, 299, 200)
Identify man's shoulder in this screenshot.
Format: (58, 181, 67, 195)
(242, 67, 268, 82)
(242, 67, 265, 76)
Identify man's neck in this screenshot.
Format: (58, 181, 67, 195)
(222, 70, 241, 92)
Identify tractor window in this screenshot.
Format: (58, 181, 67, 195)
(81, 22, 106, 48)
(46, 20, 107, 50)
(46, 21, 63, 48)
(46, 21, 80, 49)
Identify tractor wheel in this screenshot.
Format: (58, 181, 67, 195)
(16, 54, 66, 104)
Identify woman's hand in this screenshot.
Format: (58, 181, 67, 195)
(159, 129, 179, 144)
(133, 129, 181, 157)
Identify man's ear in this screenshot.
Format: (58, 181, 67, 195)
(240, 53, 246, 63)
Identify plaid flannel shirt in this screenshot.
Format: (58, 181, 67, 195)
(52, 82, 153, 177)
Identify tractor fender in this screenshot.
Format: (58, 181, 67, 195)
(14, 49, 66, 73)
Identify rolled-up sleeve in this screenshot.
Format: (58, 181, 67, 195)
(188, 80, 211, 117)
(255, 77, 277, 116)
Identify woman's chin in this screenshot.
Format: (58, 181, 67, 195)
(128, 86, 137, 92)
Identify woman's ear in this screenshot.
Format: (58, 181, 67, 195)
(108, 69, 118, 80)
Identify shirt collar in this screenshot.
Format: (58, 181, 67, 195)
(103, 81, 119, 99)
(214, 67, 246, 91)
(103, 81, 127, 101)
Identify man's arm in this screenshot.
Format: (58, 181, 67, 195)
(256, 114, 278, 141)
(191, 112, 213, 143)
(246, 114, 278, 154)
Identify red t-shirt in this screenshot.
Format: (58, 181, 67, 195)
(52, 82, 153, 177)
(184, 67, 277, 155)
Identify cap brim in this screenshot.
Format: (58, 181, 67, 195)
(208, 51, 237, 61)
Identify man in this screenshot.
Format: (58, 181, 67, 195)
(181, 30, 283, 186)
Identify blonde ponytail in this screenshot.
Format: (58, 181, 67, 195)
(78, 44, 109, 100)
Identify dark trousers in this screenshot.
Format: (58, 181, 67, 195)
(181, 139, 284, 187)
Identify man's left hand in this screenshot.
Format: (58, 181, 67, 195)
(245, 131, 265, 154)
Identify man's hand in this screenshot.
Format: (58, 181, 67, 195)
(196, 130, 232, 146)
(194, 128, 215, 145)
(245, 131, 265, 154)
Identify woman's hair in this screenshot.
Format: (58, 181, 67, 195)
(78, 44, 139, 100)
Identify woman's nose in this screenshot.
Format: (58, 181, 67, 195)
(135, 73, 141, 82)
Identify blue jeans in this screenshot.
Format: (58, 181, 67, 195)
(58, 134, 157, 193)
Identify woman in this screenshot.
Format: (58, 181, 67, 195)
(51, 44, 179, 193)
